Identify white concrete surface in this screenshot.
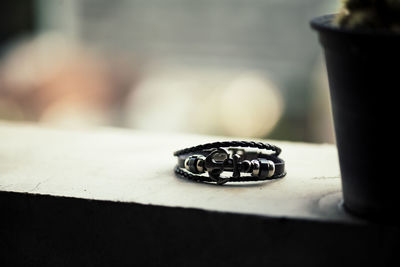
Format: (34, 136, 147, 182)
(0, 121, 361, 223)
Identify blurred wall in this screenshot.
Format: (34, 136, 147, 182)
(1, 1, 35, 45)
(1, 0, 337, 143)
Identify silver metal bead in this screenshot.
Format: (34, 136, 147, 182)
(196, 156, 206, 173)
(184, 158, 190, 171)
(251, 159, 260, 176)
(265, 160, 275, 178)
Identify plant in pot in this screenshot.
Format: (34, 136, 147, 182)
(311, 0, 400, 222)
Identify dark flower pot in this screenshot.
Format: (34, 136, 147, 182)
(311, 14, 399, 222)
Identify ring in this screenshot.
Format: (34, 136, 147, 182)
(173, 141, 286, 185)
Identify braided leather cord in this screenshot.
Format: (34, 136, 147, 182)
(174, 141, 281, 157)
(174, 141, 285, 184)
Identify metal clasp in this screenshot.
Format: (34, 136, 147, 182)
(204, 148, 229, 184)
(204, 148, 243, 185)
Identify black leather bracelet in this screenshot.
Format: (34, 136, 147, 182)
(173, 141, 286, 185)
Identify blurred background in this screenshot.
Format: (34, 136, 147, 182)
(1, 0, 338, 143)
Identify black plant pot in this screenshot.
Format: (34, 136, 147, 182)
(311, 15, 399, 223)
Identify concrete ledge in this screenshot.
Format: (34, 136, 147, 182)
(1, 121, 399, 265)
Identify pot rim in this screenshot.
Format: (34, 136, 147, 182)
(310, 14, 400, 37)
